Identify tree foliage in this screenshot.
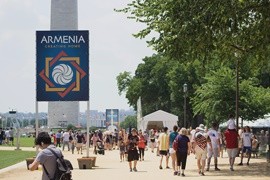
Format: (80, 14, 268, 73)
(118, 0, 270, 63)
(119, 115, 137, 130)
(116, 0, 270, 127)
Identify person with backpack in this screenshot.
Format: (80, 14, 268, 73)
(28, 132, 71, 180)
(169, 125, 179, 175)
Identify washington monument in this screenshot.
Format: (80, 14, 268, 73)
(48, 0, 79, 128)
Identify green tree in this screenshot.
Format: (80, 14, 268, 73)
(116, 1, 270, 126)
(118, 1, 270, 65)
(120, 115, 137, 130)
(117, 54, 174, 115)
(192, 66, 270, 126)
(67, 124, 76, 131)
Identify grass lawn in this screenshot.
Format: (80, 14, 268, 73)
(2, 137, 35, 147)
(0, 150, 36, 169)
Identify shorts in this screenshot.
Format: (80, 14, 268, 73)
(76, 143, 83, 148)
(195, 146, 207, 160)
(227, 148, 238, 158)
(128, 149, 139, 162)
(159, 150, 168, 156)
(242, 146, 252, 153)
(208, 148, 219, 158)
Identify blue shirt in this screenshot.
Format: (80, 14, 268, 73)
(169, 131, 178, 148)
(176, 135, 190, 153)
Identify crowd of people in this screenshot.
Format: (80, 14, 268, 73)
(0, 127, 14, 146)
(28, 114, 269, 179)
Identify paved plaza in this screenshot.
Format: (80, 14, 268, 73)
(0, 146, 269, 180)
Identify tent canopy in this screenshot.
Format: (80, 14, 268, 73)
(138, 110, 178, 131)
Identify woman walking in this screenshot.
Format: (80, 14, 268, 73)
(175, 128, 191, 176)
(138, 130, 146, 161)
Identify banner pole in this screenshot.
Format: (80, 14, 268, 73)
(35, 101, 39, 154)
(86, 101, 90, 157)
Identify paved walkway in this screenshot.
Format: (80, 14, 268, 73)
(0, 146, 269, 180)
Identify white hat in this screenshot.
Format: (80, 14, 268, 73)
(227, 119, 236, 130)
(196, 126, 204, 132)
(199, 124, 205, 129)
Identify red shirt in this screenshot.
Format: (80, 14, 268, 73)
(138, 135, 146, 149)
(224, 129, 238, 148)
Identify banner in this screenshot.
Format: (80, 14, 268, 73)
(105, 109, 119, 131)
(36, 30, 89, 101)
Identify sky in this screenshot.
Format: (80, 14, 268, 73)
(0, 0, 153, 113)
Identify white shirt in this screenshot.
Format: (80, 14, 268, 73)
(207, 129, 219, 149)
(62, 132, 70, 142)
(5, 130, 10, 138)
(227, 118, 236, 130)
(242, 132, 252, 147)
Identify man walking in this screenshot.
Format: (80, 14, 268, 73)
(158, 127, 169, 169)
(169, 125, 179, 175)
(206, 122, 221, 171)
(192, 126, 211, 176)
(62, 130, 70, 151)
(224, 119, 239, 171)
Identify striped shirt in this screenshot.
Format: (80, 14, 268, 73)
(194, 132, 208, 150)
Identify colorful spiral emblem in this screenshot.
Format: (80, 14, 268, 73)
(52, 64, 74, 85)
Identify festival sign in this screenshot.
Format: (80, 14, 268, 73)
(106, 109, 119, 131)
(36, 31, 89, 101)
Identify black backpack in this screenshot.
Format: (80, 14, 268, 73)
(43, 148, 73, 180)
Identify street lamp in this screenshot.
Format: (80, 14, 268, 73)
(234, 52, 240, 130)
(183, 83, 188, 128)
(9, 109, 21, 150)
(0, 116, 2, 129)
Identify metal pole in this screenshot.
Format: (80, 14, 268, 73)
(35, 101, 39, 153)
(184, 94, 186, 128)
(183, 83, 187, 128)
(0, 116, 2, 129)
(267, 127, 270, 163)
(236, 58, 239, 130)
(86, 101, 90, 157)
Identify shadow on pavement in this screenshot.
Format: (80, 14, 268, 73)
(192, 162, 270, 177)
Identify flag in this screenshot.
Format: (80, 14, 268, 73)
(137, 96, 142, 130)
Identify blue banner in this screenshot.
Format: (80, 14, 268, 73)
(106, 109, 119, 130)
(36, 31, 89, 101)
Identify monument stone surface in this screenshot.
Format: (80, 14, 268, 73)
(48, 0, 79, 128)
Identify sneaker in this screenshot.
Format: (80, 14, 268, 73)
(215, 167, 221, 171)
(238, 162, 243, 166)
(133, 167, 137, 172)
(230, 167, 234, 171)
(201, 172, 205, 176)
(130, 168, 132, 172)
(247, 162, 249, 166)
(159, 165, 163, 169)
(177, 172, 181, 176)
(181, 173, 185, 177)
(166, 166, 170, 169)
(174, 171, 178, 176)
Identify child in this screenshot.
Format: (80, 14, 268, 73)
(119, 141, 126, 162)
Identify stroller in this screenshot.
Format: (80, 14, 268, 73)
(96, 140, 105, 155)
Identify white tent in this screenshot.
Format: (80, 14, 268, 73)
(220, 114, 270, 128)
(138, 110, 178, 131)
